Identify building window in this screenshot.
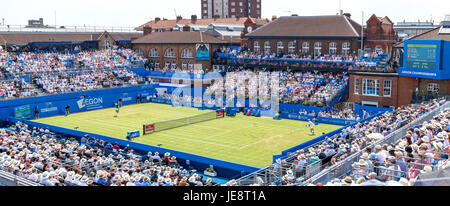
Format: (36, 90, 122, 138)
(427, 83, 439, 93)
(188, 62, 194, 71)
(302, 42, 309, 54)
(254, 41, 260, 54)
(135, 49, 143, 56)
(164, 61, 170, 69)
(103, 40, 111, 49)
(342, 42, 350, 55)
(383, 80, 391, 97)
(288, 41, 295, 54)
(181, 48, 193, 58)
(277, 41, 284, 55)
(362, 79, 380, 96)
(329, 42, 337, 55)
(375, 45, 383, 53)
(354, 79, 360, 94)
(182, 62, 187, 70)
(149, 48, 159, 57)
(171, 61, 177, 69)
(164, 48, 176, 58)
(231, 8, 235, 12)
(314, 42, 322, 57)
(264, 41, 271, 54)
(154, 61, 160, 68)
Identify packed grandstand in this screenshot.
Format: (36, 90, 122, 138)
(0, 35, 449, 187)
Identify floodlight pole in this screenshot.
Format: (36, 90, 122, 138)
(361, 11, 364, 54)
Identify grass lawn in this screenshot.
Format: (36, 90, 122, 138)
(33, 102, 342, 168)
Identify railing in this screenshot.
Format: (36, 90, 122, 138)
(0, 24, 141, 33)
(297, 100, 450, 186)
(236, 99, 449, 186)
(0, 170, 42, 186)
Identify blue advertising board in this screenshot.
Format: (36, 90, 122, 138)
(196, 43, 210, 60)
(14, 105, 32, 119)
(399, 40, 450, 80)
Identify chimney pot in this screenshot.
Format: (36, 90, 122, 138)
(191, 15, 198, 23)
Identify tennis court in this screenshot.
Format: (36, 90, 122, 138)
(33, 102, 342, 168)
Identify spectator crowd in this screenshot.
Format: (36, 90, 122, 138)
(270, 98, 449, 186)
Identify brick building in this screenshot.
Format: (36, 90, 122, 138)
(245, 15, 364, 57)
(132, 31, 235, 71)
(200, 0, 262, 19)
(349, 16, 450, 107)
(364, 14, 398, 54)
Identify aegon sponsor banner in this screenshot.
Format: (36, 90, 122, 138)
(41, 107, 58, 113)
(77, 97, 104, 110)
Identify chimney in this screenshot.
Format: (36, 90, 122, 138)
(176, 16, 182, 22)
(343, 13, 351, 19)
(291, 14, 298, 16)
(272, 15, 277, 21)
(213, 14, 220, 21)
(143, 26, 152, 35)
(191, 15, 197, 24)
(155, 17, 161, 23)
(182, 25, 190, 32)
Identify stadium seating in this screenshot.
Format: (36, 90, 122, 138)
(0, 122, 219, 186)
(259, 97, 449, 186)
(0, 48, 146, 99)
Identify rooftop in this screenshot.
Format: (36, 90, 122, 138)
(246, 15, 362, 38)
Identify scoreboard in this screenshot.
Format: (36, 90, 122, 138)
(406, 44, 438, 69)
(399, 40, 450, 80)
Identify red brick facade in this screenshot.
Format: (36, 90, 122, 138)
(349, 74, 449, 107)
(349, 73, 399, 107)
(248, 38, 361, 56)
(364, 14, 398, 53)
(133, 43, 222, 71)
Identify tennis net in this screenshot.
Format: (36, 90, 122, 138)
(143, 110, 224, 134)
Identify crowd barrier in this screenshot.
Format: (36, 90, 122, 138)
(299, 101, 450, 186)
(0, 170, 41, 186)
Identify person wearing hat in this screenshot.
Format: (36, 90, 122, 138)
(381, 156, 400, 181)
(341, 176, 353, 186)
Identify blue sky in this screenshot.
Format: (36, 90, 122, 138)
(0, 0, 448, 27)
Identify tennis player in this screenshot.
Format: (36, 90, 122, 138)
(308, 119, 315, 135)
(114, 103, 119, 117)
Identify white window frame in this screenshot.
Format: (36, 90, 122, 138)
(314, 42, 322, 57)
(329, 42, 337, 55)
(149, 48, 159, 57)
(302, 42, 309, 54)
(383, 80, 391, 97)
(354, 78, 360, 95)
(254, 41, 260, 54)
(264, 41, 271, 54)
(362, 79, 380, 96)
(181, 48, 193, 58)
(277, 41, 284, 54)
(427, 83, 439, 92)
(342, 42, 350, 55)
(288, 41, 295, 54)
(164, 48, 176, 58)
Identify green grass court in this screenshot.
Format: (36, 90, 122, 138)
(33, 103, 342, 168)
